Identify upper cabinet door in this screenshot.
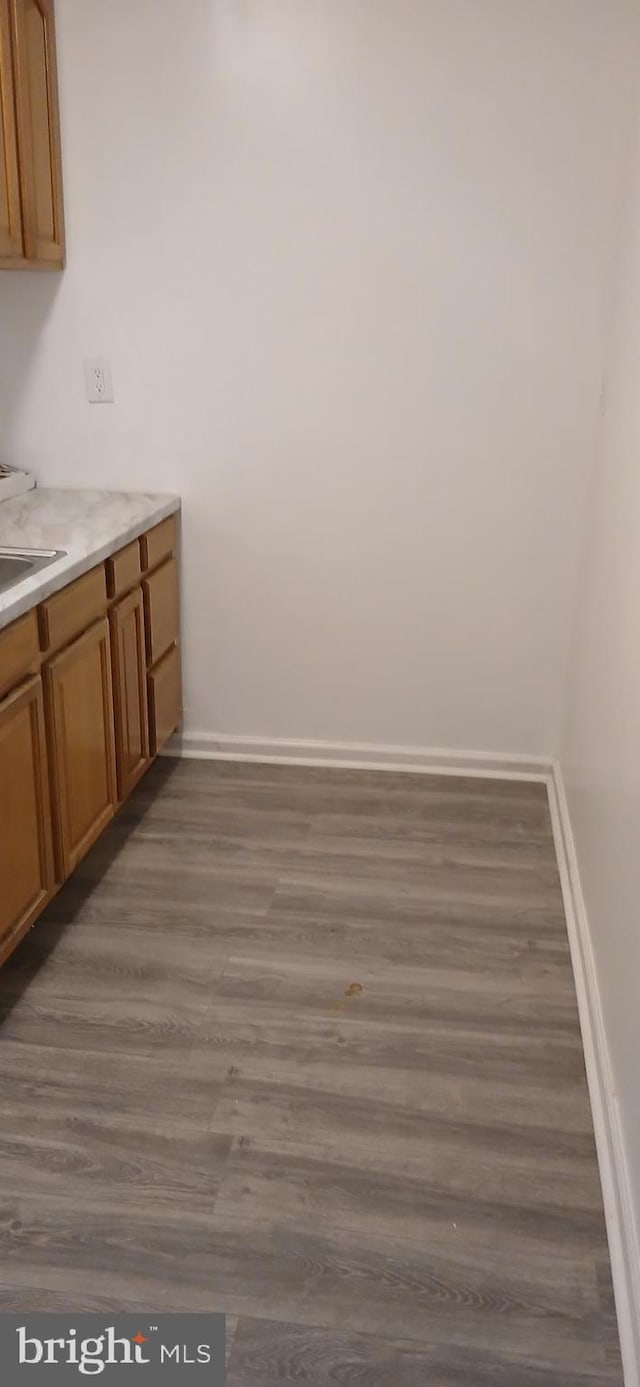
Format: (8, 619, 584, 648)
(10, 0, 64, 266)
(0, 0, 23, 260)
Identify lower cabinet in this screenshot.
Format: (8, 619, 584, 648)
(110, 587, 150, 800)
(0, 674, 54, 962)
(143, 556, 179, 666)
(0, 512, 181, 966)
(44, 617, 118, 878)
(148, 642, 182, 755)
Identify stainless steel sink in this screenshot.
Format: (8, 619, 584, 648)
(0, 547, 67, 594)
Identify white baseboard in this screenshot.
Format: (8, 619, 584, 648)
(547, 763, 640, 1387)
(164, 731, 551, 781)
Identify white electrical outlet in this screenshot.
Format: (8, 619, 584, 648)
(84, 358, 114, 404)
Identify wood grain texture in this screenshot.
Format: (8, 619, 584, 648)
(0, 0, 24, 261)
(9, 0, 65, 267)
(105, 540, 141, 600)
(109, 587, 150, 800)
(139, 514, 176, 573)
(147, 642, 181, 754)
(142, 556, 179, 666)
(0, 608, 39, 700)
(44, 617, 117, 878)
(38, 564, 107, 656)
(0, 674, 54, 961)
(0, 759, 622, 1384)
(226, 1316, 622, 1387)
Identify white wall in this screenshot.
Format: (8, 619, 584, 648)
(560, 99, 640, 1268)
(0, 0, 637, 754)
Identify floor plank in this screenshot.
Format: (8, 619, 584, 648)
(0, 759, 622, 1383)
(227, 1315, 622, 1387)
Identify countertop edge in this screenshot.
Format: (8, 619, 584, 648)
(0, 494, 181, 632)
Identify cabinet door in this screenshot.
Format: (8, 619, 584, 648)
(10, 0, 64, 266)
(45, 617, 117, 879)
(143, 557, 179, 666)
(148, 643, 182, 755)
(110, 587, 150, 801)
(0, 675, 54, 964)
(0, 0, 23, 261)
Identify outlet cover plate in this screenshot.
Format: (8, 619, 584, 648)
(84, 358, 114, 404)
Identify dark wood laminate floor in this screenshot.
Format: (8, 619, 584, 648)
(0, 759, 622, 1385)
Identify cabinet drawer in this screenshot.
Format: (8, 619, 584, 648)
(39, 565, 107, 655)
(143, 557, 179, 666)
(0, 609, 39, 700)
(148, 643, 182, 755)
(140, 515, 176, 573)
(106, 540, 141, 599)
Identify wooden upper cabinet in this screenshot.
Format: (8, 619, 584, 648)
(11, 0, 64, 264)
(0, 674, 55, 963)
(0, 0, 64, 269)
(0, 0, 22, 260)
(110, 587, 150, 801)
(44, 617, 117, 879)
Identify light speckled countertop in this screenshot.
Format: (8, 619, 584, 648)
(0, 488, 180, 631)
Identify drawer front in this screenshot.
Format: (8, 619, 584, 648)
(39, 565, 107, 655)
(143, 557, 179, 666)
(106, 540, 141, 599)
(148, 643, 182, 755)
(140, 515, 176, 573)
(0, 610, 39, 700)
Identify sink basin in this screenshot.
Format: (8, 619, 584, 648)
(0, 547, 67, 595)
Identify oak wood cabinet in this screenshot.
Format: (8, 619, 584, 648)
(0, 0, 22, 260)
(0, 513, 181, 961)
(0, 0, 64, 270)
(106, 541, 141, 601)
(110, 586, 150, 800)
(0, 673, 54, 964)
(143, 556, 179, 667)
(148, 643, 182, 757)
(45, 617, 118, 878)
(0, 607, 38, 698)
(142, 516, 181, 754)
